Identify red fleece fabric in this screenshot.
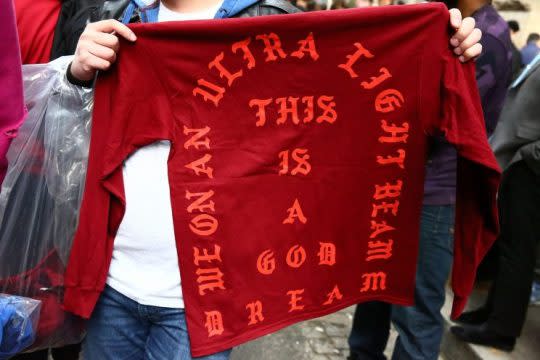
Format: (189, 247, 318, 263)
(64, 3, 500, 356)
(14, 0, 61, 64)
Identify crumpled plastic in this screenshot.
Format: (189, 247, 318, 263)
(0, 294, 41, 359)
(0, 56, 93, 351)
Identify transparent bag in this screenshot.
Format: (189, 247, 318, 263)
(0, 56, 93, 351)
(0, 294, 41, 359)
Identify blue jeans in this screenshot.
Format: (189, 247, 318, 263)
(348, 205, 455, 360)
(83, 285, 232, 360)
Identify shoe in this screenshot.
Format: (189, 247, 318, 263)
(454, 307, 490, 325)
(451, 323, 516, 352)
(530, 281, 540, 306)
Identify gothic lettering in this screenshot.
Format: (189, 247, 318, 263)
(318, 242, 336, 266)
(193, 245, 222, 266)
(249, 98, 273, 127)
(291, 32, 319, 61)
(186, 190, 215, 213)
(257, 250, 276, 275)
(375, 89, 405, 113)
(197, 267, 225, 295)
(189, 214, 218, 236)
(246, 301, 265, 325)
(183, 126, 210, 150)
(376, 149, 406, 169)
(208, 52, 243, 86)
(316, 95, 337, 124)
(286, 245, 307, 268)
(379, 120, 409, 144)
(338, 42, 374, 79)
(283, 198, 308, 224)
(302, 96, 314, 123)
(323, 285, 343, 305)
(371, 201, 400, 218)
(232, 38, 256, 69)
(361, 67, 392, 90)
(373, 180, 403, 200)
(204, 311, 224, 337)
(287, 289, 305, 312)
(276, 97, 300, 125)
(366, 240, 393, 261)
(360, 272, 387, 292)
(370, 220, 395, 239)
(256, 33, 288, 62)
(193, 79, 226, 107)
(185, 154, 214, 178)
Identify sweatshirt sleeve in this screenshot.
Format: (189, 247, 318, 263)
(439, 53, 502, 319)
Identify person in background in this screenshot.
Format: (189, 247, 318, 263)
(331, 0, 348, 10)
(347, 1, 511, 359)
(507, 20, 522, 80)
(13, 0, 61, 64)
(452, 53, 540, 352)
(309, 0, 324, 11)
(521, 33, 540, 66)
(291, 0, 310, 11)
(355, 0, 373, 7)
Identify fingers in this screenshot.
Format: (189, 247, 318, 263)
(460, 43, 482, 62)
(78, 50, 112, 72)
(88, 19, 137, 41)
(454, 28, 482, 56)
(87, 43, 117, 64)
(70, 20, 134, 82)
(94, 32, 121, 52)
(452, 16, 476, 45)
(449, 8, 462, 31)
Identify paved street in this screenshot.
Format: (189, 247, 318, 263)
(231, 306, 400, 360)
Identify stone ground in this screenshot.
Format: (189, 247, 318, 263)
(441, 286, 540, 360)
(231, 285, 540, 360)
(231, 306, 402, 360)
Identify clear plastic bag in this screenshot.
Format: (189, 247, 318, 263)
(0, 294, 41, 359)
(0, 56, 93, 351)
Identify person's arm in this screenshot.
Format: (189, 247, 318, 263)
(475, 34, 508, 99)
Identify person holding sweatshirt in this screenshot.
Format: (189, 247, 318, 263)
(65, 1, 483, 358)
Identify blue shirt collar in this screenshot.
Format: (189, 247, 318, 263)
(122, 0, 259, 23)
(511, 53, 540, 88)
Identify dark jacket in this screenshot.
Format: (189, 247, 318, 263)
(51, 0, 299, 59)
(490, 55, 540, 174)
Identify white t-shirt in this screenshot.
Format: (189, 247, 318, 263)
(106, 0, 224, 308)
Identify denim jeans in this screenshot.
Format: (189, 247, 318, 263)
(83, 285, 232, 360)
(348, 205, 455, 360)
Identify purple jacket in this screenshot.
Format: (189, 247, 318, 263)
(0, 0, 25, 186)
(423, 4, 512, 205)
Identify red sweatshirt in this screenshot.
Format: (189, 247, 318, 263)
(64, 3, 500, 356)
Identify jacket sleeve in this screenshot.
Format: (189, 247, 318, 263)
(439, 52, 502, 319)
(0, 0, 26, 186)
(519, 140, 540, 174)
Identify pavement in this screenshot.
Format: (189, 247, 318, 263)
(440, 287, 540, 360)
(231, 285, 540, 360)
(232, 306, 409, 360)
